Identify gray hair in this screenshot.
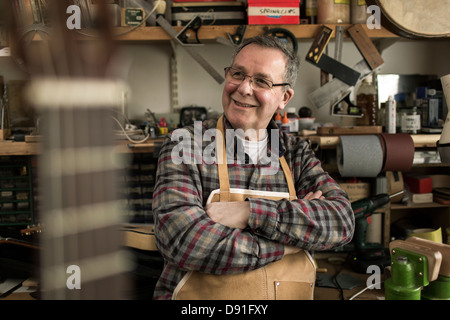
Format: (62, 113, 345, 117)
(230, 35, 300, 88)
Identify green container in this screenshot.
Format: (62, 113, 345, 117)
(422, 275, 450, 300)
(385, 255, 422, 300)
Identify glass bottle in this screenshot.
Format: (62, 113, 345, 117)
(356, 75, 378, 126)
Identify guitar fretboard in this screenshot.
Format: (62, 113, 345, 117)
(29, 78, 129, 299)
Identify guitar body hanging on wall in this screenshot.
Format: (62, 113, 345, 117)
(366, 0, 450, 39)
(8, 0, 130, 299)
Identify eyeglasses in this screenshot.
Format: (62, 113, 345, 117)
(224, 67, 290, 90)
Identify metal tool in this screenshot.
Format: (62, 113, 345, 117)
(350, 191, 404, 274)
(227, 25, 247, 46)
(176, 16, 203, 46)
(308, 25, 385, 114)
(216, 25, 247, 47)
(156, 15, 224, 84)
(352, 191, 404, 251)
(306, 26, 361, 86)
(386, 237, 449, 300)
(265, 28, 298, 54)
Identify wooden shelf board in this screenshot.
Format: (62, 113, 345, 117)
(28, 24, 399, 43)
(391, 202, 450, 210)
(109, 24, 399, 42)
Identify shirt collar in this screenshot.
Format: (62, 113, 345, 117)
(221, 114, 286, 158)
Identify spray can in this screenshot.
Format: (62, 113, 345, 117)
(385, 96, 396, 133)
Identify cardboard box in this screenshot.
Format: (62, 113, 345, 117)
(247, 0, 300, 25)
(404, 174, 433, 194)
(172, 1, 246, 26)
(339, 182, 370, 202)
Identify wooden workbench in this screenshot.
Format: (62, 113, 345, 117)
(0, 138, 165, 156)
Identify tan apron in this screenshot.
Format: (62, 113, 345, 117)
(172, 116, 316, 300)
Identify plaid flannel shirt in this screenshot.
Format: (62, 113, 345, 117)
(152, 115, 354, 300)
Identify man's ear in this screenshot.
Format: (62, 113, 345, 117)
(279, 87, 294, 110)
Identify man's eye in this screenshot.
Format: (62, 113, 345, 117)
(254, 78, 271, 88)
(232, 71, 245, 79)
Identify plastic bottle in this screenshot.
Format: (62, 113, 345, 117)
(159, 117, 168, 135)
(281, 112, 290, 134)
(385, 96, 396, 133)
(275, 109, 282, 128)
(317, 0, 350, 24)
(356, 75, 378, 126)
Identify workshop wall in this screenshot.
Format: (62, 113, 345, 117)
(0, 40, 449, 127)
(120, 39, 449, 126)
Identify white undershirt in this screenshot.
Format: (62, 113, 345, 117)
(235, 133, 268, 164)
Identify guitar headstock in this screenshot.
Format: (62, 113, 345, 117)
(20, 224, 43, 236)
(6, 0, 116, 79)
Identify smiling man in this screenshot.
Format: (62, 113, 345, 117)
(152, 36, 355, 300)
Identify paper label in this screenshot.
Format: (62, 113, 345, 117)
(248, 6, 300, 17)
(401, 114, 421, 131)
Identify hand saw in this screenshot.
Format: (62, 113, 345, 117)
(308, 25, 385, 112)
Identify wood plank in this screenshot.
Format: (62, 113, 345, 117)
(317, 126, 383, 136)
(0, 141, 39, 155)
(347, 24, 384, 69)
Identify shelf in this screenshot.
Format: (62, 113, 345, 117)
(309, 134, 442, 149)
(391, 202, 450, 210)
(67, 24, 401, 42)
(0, 139, 164, 156)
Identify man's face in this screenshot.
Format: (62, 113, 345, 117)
(222, 43, 294, 137)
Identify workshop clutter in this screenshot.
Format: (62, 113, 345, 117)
(171, 1, 247, 26)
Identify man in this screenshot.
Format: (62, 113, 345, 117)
(152, 35, 354, 300)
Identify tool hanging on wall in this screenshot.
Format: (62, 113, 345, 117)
(216, 25, 247, 47)
(176, 16, 202, 46)
(306, 26, 361, 86)
(156, 15, 224, 84)
(264, 28, 298, 54)
(308, 24, 385, 116)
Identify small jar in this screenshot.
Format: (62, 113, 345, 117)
(400, 107, 421, 134)
(317, 0, 351, 24)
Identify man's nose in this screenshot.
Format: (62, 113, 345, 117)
(237, 76, 254, 94)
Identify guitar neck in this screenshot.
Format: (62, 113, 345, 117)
(30, 79, 128, 299)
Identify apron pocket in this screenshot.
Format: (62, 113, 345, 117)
(274, 281, 315, 300)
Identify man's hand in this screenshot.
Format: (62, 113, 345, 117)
(205, 190, 325, 232)
(205, 201, 250, 229)
(303, 190, 325, 201)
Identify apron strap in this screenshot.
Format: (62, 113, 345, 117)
(216, 115, 230, 201)
(216, 114, 296, 202)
